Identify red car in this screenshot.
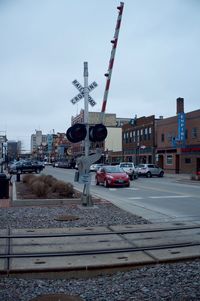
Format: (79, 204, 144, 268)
(95, 165, 130, 188)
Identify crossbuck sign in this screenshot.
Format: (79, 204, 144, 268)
(70, 79, 97, 107)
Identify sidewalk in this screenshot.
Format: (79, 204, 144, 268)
(164, 173, 191, 179)
(164, 172, 200, 183)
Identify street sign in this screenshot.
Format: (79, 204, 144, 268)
(88, 95, 96, 106)
(79, 174, 91, 184)
(72, 79, 84, 93)
(71, 79, 97, 106)
(70, 92, 84, 104)
(88, 81, 98, 92)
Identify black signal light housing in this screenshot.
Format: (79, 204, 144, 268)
(89, 124, 108, 142)
(66, 123, 87, 143)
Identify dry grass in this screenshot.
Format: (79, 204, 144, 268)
(22, 174, 75, 198)
(52, 181, 74, 197)
(30, 180, 50, 197)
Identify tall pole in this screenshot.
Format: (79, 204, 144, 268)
(84, 62, 89, 157)
(81, 62, 92, 206)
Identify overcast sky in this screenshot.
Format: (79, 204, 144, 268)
(0, 0, 200, 151)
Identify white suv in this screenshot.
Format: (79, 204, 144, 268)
(137, 164, 164, 178)
(119, 162, 138, 180)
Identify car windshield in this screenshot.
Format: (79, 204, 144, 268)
(138, 164, 145, 168)
(120, 163, 133, 168)
(104, 166, 124, 173)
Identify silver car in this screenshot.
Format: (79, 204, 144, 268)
(90, 163, 104, 172)
(137, 164, 164, 178)
(119, 162, 138, 180)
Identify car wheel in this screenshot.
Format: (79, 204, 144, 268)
(36, 169, 41, 174)
(146, 171, 151, 178)
(126, 182, 130, 187)
(134, 174, 138, 179)
(95, 178, 99, 185)
(130, 175, 133, 181)
(104, 180, 109, 188)
(159, 171, 164, 177)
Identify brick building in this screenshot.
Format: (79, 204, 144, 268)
(122, 115, 157, 164)
(156, 98, 200, 174)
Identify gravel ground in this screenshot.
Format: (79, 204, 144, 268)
(0, 201, 200, 301)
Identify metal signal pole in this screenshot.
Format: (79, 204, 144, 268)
(81, 62, 92, 206)
(84, 62, 89, 157)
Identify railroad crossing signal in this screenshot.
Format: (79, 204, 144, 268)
(66, 123, 107, 144)
(70, 79, 97, 107)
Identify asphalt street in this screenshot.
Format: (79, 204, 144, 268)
(43, 166, 200, 223)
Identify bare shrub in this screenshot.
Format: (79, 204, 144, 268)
(40, 174, 56, 186)
(52, 180, 74, 197)
(22, 174, 36, 184)
(30, 180, 50, 197)
(22, 174, 75, 198)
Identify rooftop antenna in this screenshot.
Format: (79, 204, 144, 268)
(100, 2, 124, 123)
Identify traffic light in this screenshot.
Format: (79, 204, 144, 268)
(66, 123, 87, 143)
(89, 124, 107, 142)
(66, 123, 107, 143)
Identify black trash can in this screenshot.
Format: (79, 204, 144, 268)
(0, 173, 9, 199)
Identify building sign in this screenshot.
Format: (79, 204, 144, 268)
(172, 113, 186, 148)
(178, 112, 186, 142)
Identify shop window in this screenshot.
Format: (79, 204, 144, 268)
(133, 131, 136, 142)
(166, 155, 173, 165)
(191, 128, 197, 138)
(185, 158, 191, 164)
(148, 128, 151, 140)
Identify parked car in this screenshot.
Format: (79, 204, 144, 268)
(118, 162, 138, 180)
(53, 161, 71, 168)
(8, 160, 44, 174)
(95, 165, 130, 188)
(137, 164, 164, 177)
(44, 161, 52, 166)
(90, 163, 104, 172)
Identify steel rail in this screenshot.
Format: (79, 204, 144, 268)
(1, 241, 200, 259)
(0, 225, 200, 239)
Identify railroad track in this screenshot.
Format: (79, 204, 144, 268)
(1, 224, 200, 277)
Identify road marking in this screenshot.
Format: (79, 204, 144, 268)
(149, 195, 191, 199)
(127, 188, 139, 191)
